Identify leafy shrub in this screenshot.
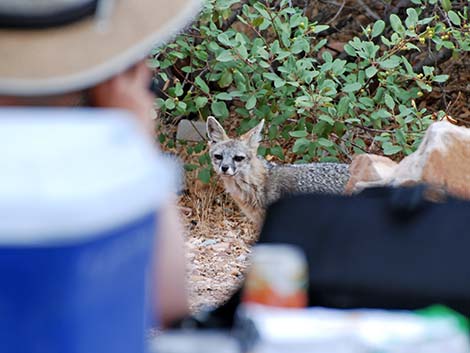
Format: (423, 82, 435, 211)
(151, 0, 470, 182)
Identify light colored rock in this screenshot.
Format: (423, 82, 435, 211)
(176, 119, 207, 142)
(345, 154, 398, 194)
(390, 121, 470, 199)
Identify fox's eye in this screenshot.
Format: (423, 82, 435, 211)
(214, 154, 223, 160)
(233, 155, 245, 162)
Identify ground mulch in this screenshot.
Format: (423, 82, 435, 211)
(179, 179, 256, 311)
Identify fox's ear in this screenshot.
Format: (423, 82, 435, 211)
(206, 116, 228, 143)
(241, 119, 264, 149)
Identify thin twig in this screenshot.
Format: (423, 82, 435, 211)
(326, 0, 346, 24)
(345, 122, 391, 134)
(337, 0, 411, 59)
(189, 120, 208, 141)
(357, 0, 381, 20)
(264, 0, 284, 48)
(446, 91, 462, 112)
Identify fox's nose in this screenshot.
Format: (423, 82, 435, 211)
(221, 165, 229, 173)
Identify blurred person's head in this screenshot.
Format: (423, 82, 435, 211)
(0, 0, 201, 111)
(0, 0, 200, 327)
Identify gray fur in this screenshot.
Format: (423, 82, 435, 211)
(264, 161, 350, 205)
(206, 116, 350, 224)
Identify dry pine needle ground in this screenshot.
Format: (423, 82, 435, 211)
(161, 130, 257, 312)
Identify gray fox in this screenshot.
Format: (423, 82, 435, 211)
(206, 116, 350, 224)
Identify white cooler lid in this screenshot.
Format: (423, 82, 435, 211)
(0, 107, 173, 245)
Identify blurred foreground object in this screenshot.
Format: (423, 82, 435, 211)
(149, 331, 241, 353)
(0, 0, 202, 96)
(260, 185, 470, 315)
(242, 244, 308, 308)
(238, 304, 469, 353)
(0, 108, 173, 353)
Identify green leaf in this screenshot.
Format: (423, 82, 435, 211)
(371, 20, 385, 38)
(318, 114, 335, 125)
(159, 72, 169, 82)
(322, 50, 333, 63)
(292, 137, 310, 153)
(263, 73, 281, 81)
(176, 101, 187, 111)
(405, 43, 420, 51)
(313, 24, 329, 33)
(198, 153, 210, 166)
(331, 59, 346, 74)
(291, 38, 310, 54)
(441, 0, 451, 11)
(382, 143, 402, 155)
(337, 96, 350, 117)
(423, 66, 434, 76)
(246, 96, 257, 110)
(169, 51, 186, 59)
(195, 96, 208, 109)
(313, 38, 328, 52)
(155, 98, 165, 109)
(236, 44, 248, 60)
(165, 98, 175, 110)
(269, 145, 285, 160)
(372, 109, 392, 119)
(194, 50, 208, 62)
(218, 71, 233, 88)
(194, 141, 205, 154)
(405, 8, 418, 28)
(365, 66, 378, 78)
(289, 130, 308, 138)
(390, 14, 405, 33)
(379, 56, 401, 69)
(359, 97, 375, 107)
(448, 10, 461, 26)
(195, 76, 210, 94)
(384, 93, 395, 110)
(402, 57, 414, 75)
(184, 164, 198, 172)
(318, 138, 334, 148)
(433, 74, 449, 83)
(343, 43, 356, 56)
(264, 71, 286, 88)
(252, 16, 264, 27)
(274, 78, 286, 88)
(174, 83, 184, 97)
(147, 58, 160, 69)
(216, 50, 234, 62)
(211, 101, 229, 119)
(416, 80, 432, 92)
(343, 82, 362, 93)
(215, 92, 233, 101)
(197, 167, 212, 184)
(207, 42, 221, 53)
(217, 33, 232, 46)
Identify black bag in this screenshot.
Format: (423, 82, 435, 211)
(259, 185, 470, 316)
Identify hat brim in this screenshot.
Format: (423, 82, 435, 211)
(0, 0, 202, 96)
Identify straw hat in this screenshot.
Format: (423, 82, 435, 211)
(0, 0, 202, 96)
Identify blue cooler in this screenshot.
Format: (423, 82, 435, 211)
(0, 108, 173, 353)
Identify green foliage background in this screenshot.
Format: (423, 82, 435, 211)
(150, 0, 470, 183)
